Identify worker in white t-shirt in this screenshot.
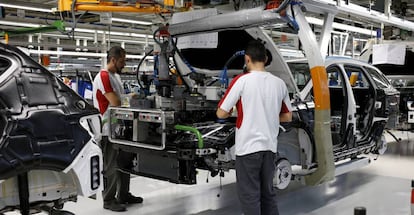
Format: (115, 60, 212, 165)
(93, 46, 143, 212)
(217, 40, 292, 215)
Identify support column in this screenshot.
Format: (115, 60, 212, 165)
(292, 4, 335, 186)
(18, 173, 30, 215)
(319, 13, 335, 57)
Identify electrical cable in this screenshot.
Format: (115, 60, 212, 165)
(64, 0, 89, 40)
(172, 57, 191, 91)
(70, 0, 77, 39)
(219, 50, 245, 87)
(135, 48, 153, 90)
(170, 37, 193, 91)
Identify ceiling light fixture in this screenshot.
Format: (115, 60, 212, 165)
(112, 18, 152, 26)
(0, 3, 152, 26)
(27, 49, 151, 59)
(305, 16, 375, 36)
(66, 27, 152, 38)
(0, 20, 153, 39)
(0, 3, 53, 13)
(0, 20, 40, 28)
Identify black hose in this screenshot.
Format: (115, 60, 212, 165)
(135, 48, 154, 90)
(170, 37, 193, 91)
(385, 129, 401, 143)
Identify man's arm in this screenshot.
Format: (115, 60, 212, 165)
(216, 108, 231, 119)
(280, 92, 292, 122)
(216, 73, 244, 120)
(104, 92, 121, 107)
(280, 112, 292, 122)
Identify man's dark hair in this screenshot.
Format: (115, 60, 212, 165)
(245, 40, 266, 63)
(107, 46, 126, 62)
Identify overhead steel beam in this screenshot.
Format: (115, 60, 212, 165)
(318, 13, 334, 57)
(1, 16, 152, 36)
(168, 7, 285, 37)
(303, 0, 414, 31)
(58, 0, 171, 14)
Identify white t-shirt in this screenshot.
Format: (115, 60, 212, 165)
(218, 71, 292, 156)
(93, 69, 124, 136)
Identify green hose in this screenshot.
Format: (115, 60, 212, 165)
(174, 124, 204, 149)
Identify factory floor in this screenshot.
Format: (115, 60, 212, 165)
(60, 130, 414, 215)
(8, 131, 414, 215)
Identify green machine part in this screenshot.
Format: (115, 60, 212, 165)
(1, 20, 65, 37)
(174, 124, 204, 149)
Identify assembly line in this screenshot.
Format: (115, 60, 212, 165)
(0, 0, 413, 214)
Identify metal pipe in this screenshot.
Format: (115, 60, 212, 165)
(168, 7, 285, 37)
(174, 125, 204, 149)
(292, 4, 335, 186)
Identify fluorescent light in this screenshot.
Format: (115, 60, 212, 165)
(110, 38, 154, 45)
(43, 33, 153, 45)
(305, 16, 375, 36)
(66, 27, 152, 38)
(27, 49, 152, 59)
(112, 18, 152, 26)
(0, 3, 53, 13)
(0, 20, 40, 28)
(42, 33, 93, 40)
(28, 50, 107, 57)
(0, 20, 152, 39)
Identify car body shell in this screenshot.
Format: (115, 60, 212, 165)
(0, 43, 103, 212)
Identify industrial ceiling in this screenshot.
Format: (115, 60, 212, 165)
(0, 0, 413, 72)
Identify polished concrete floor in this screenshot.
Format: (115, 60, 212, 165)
(7, 131, 414, 215)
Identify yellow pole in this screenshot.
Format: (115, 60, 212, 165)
(4, 33, 8, 44)
(292, 4, 335, 186)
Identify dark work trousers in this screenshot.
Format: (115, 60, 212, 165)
(101, 136, 134, 203)
(235, 151, 279, 215)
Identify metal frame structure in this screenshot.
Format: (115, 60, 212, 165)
(303, 0, 414, 32)
(58, 0, 175, 13)
(291, 3, 335, 185)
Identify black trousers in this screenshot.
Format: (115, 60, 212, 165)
(236, 151, 279, 215)
(101, 136, 134, 203)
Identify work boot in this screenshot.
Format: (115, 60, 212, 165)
(103, 200, 127, 212)
(119, 193, 143, 204)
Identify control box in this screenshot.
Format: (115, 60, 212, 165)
(108, 107, 174, 150)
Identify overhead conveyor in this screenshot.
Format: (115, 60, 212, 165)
(302, 0, 414, 32)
